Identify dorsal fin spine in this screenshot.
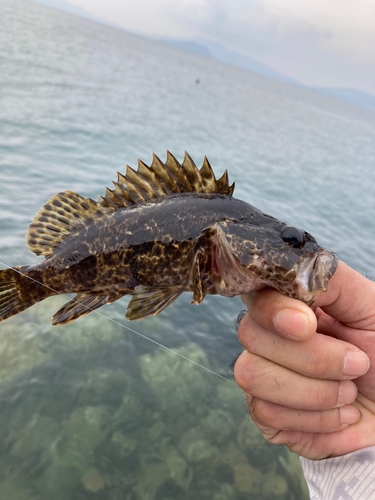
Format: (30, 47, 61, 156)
(136, 162, 169, 197)
(165, 151, 192, 192)
(151, 154, 178, 193)
(182, 151, 204, 193)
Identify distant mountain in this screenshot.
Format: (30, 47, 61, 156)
(29, 1, 375, 112)
(30, 0, 123, 30)
(159, 37, 375, 112)
(158, 38, 213, 59)
(309, 87, 375, 111)
(159, 37, 300, 86)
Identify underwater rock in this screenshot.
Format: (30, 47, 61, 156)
(221, 442, 263, 494)
(237, 416, 265, 452)
(212, 483, 237, 500)
(112, 393, 142, 426)
(111, 431, 138, 458)
(181, 438, 220, 465)
(163, 445, 193, 490)
(10, 415, 59, 458)
(133, 463, 169, 500)
(278, 452, 310, 498)
(200, 409, 234, 444)
(57, 405, 109, 473)
(138, 343, 212, 413)
(39, 464, 81, 498)
(217, 380, 243, 404)
(81, 467, 105, 492)
(147, 420, 166, 442)
(0, 321, 46, 383)
(261, 470, 288, 497)
(0, 481, 33, 500)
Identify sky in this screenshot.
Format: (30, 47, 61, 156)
(39, 0, 375, 94)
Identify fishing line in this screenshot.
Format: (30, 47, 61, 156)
(0, 260, 232, 383)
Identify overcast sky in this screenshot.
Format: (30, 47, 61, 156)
(52, 0, 375, 94)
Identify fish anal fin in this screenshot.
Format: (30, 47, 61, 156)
(191, 249, 206, 304)
(52, 293, 118, 325)
(126, 285, 182, 321)
(26, 191, 110, 257)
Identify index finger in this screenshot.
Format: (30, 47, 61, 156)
(241, 288, 317, 341)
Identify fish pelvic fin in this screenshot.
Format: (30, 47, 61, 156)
(0, 267, 49, 321)
(52, 292, 122, 326)
(126, 285, 182, 320)
(26, 191, 112, 257)
(102, 152, 235, 208)
(191, 249, 207, 305)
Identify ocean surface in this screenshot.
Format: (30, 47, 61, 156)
(0, 1, 375, 499)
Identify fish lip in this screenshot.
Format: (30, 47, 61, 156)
(295, 249, 338, 304)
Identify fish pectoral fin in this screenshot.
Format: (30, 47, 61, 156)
(126, 286, 182, 321)
(191, 250, 206, 305)
(52, 293, 113, 325)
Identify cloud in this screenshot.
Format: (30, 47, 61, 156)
(66, 0, 375, 93)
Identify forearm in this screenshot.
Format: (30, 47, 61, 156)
(300, 447, 375, 500)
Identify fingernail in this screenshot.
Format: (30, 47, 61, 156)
(275, 309, 310, 339)
(338, 381, 357, 405)
(340, 405, 361, 426)
(343, 351, 370, 377)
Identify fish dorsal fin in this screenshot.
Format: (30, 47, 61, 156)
(101, 151, 235, 206)
(26, 191, 110, 257)
(27, 153, 235, 257)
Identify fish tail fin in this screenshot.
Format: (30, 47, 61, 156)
(0, 267, 46, 322)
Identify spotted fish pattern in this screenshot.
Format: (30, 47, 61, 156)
(0, 151, 337, 325)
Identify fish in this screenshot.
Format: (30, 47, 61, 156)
(0, 151, 338, 326)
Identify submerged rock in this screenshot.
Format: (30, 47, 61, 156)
(81, 467, 105, 492)
(111, 431, 138, 458)
(221, 442, 263, 494)
(201, 409, 234, 444)
(133, 463, 169, 500)
(10, 415, 59, 458)
(138, 343, 213, 416)
(0, 481, 33, 500)
(163, 445, 192, 490)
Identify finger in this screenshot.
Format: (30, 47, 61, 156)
(248, 397, 361, 434)
(241, 288, 317, 341)
(267, 400, 375, 459)
(314, 260, 375, 330)
(234, 350, 358, 411)
(237, 313, 370, 380)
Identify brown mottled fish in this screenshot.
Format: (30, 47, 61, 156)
(0, 151, 337, 325)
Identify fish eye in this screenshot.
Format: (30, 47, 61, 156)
(281, 225, 305, 249)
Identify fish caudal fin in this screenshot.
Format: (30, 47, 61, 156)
(0, 267, 43, 322)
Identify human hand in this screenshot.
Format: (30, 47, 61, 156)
(234, 260, 375, 460)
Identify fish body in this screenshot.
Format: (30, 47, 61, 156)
(0, 152, 337, 325)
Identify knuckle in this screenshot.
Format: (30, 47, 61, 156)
(233, 353, 259, 391)
(252, 399, 276, 427)
(311, 381, 337, 409)
(306, 344, 341, 378)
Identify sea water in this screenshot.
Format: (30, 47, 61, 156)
(0, 0, 375, 498)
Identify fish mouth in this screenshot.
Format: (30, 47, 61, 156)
(295, 249, 338, 305)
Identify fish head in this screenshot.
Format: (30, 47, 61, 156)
(216, 215, 338, 304)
